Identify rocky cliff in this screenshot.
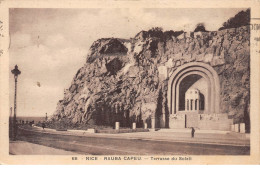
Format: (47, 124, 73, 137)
(51, 26, 250, 129)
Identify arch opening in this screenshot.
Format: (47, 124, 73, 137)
(178, 74, 208, 114)
(178, 74, 208, 112)
(167, 62, 220, 115)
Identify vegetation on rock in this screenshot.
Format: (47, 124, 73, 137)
(194, 23, 208, 32)
(218, 9, 250, 30)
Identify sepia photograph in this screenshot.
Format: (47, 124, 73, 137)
(0, 0, 260, 165)
(8, 7, 251, 155)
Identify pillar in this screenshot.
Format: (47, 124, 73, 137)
(160, 114, 166, 128)
(115, 122, 120, 130)
(151, 117, 155, 129)
(132, 122, 136, 129)
(185, 99, 188, 111)
(144, 123, 148, 129)
(197, 99, 199, 111)
(235, 124, 240, 132)
(240, 123, 245, 133)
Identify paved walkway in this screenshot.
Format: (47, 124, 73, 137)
(9, 141, 79, 155)
(22, 126, 250, 147)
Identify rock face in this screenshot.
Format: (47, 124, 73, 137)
(51, 26, 250, 130)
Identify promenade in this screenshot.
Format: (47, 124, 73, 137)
(8, 126, 250, 155)
(27, 126, 250, 147)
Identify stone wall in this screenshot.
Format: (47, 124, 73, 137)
(169, 113, 233, 131)
(51, 26, 250, 131)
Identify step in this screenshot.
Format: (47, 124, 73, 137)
(157, 128, 230, 134)
(155, 129, 250, 141)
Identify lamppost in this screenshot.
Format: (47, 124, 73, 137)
(45, 113, 48, 121)
(10, 107, 12, 117)
(11, 65, 21, 141)
(9, 107, 12, 139)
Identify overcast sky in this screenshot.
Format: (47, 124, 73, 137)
(9, 8, 246, 117)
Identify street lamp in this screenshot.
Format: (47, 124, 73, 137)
(45, 113, 48, 121)
(11, 65, 21, 141)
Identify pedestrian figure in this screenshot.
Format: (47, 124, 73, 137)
(42, 122, 46, 130)
(191, 127, 195, 138)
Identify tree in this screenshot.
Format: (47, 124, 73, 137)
(194, 23, 208, 32)
(218, 9, 250, 31)
(147, 27, 164, 38)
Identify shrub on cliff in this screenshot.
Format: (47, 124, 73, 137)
(194, 23, 208, 32)
(163, 30, 184, 40)
(147, 28, 184, 39)
(135, 28, 184, 41)
(147, 27, 164, 39)
(218, 9, 250, 31)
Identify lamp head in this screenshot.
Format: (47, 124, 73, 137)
(11, 65, 21, 78)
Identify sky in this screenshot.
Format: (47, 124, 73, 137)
(9, 8, 246, 117)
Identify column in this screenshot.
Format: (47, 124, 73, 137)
(160, 111, 166, 128)
(132, 122, 136, 129)
(115, 122, 120, 130)
(151, 116, 155, 129)
(196, 99, 199, 111)
(144, 122, 148, 129)
(240, 123, 245, 133)
(185, 99, 187, 111)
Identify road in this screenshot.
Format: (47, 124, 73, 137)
(15, 128, 250, 155)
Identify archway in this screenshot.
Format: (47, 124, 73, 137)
(167, 62, 220, 115)
(178, 74, 208, 113)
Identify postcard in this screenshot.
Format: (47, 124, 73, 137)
(0, 0, 259, 165)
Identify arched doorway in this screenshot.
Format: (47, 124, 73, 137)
(167, 62, 220, 128)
